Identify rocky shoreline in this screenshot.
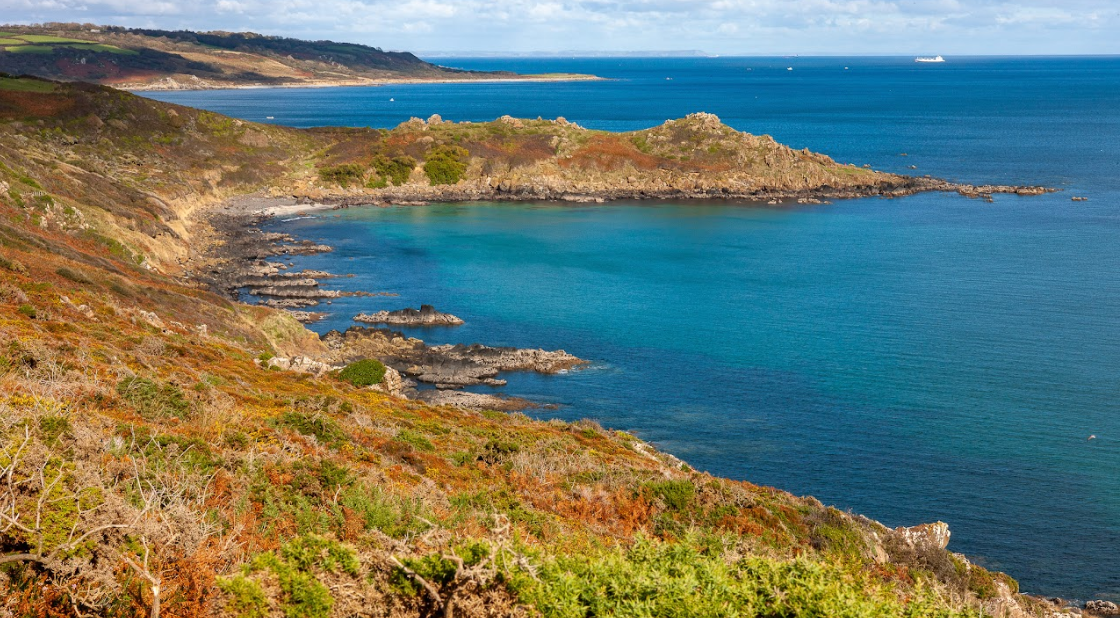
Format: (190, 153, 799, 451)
(313, 172, 1053, 208)
(197, 196, 588, 410)
(195, 173, 1052, 410)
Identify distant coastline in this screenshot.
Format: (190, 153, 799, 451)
(122, 72, 605, 92)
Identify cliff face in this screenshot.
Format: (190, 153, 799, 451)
(0, 75, 1060, 617)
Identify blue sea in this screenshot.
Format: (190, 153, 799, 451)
(147, 56, 1120, 600)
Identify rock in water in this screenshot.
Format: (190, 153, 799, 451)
(354, 304, 464, 326)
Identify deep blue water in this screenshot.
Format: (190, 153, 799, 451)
(147, 57, 1120, 600)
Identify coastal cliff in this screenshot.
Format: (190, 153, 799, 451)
(0, 74, 1076, 617)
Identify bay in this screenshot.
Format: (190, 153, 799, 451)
(147, 56, 1120, 599)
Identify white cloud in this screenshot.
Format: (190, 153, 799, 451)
(2, 0, 1118, 53)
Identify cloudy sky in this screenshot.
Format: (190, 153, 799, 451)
(3, 0, 1118, 55)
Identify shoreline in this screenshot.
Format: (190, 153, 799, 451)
(196, 178, 1052, 406)
(298, 175, 1056, 210)
(196, 195, 590, 411)
(123, 73, 606, 92)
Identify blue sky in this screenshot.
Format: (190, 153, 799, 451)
(3, 0, 1118, 55)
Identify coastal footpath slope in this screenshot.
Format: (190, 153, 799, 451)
(0, 75, 1078, 617)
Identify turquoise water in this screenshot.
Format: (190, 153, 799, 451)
(149, 57, 1120, 599)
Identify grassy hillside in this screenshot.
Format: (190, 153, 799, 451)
(0, 75, 1060, 617)
(0, 24, 556, 90)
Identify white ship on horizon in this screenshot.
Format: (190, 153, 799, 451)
(915, 55, 945, 63)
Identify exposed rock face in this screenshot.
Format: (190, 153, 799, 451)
(896, 521, 951, 550)
(263, 356, 338, 376)
(370, 365, 409, 397)
(321, 327, 585, 390)
(354, 305, 464, 326)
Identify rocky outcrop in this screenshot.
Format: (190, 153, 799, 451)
(1086, 601, 1120, 616)
(415, 390, 532, 411)
(354, 305, 464, 326)
(321, 326, 585, 390)
(896, 521, 951, 550)
(261, 355, 338, 376)
(370, 365, 410, 397)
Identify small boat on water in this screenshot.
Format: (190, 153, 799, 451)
(915, 55, 945, 63)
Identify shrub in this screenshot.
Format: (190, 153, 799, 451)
(395, 429, 434, 452)
(225, 535, 359, 618)
(274, 410, 347, 447)
(17, 303, 36, 319)
(56, 267, 91, 283)
(423, 145, 470, 185)
(38, 415, 71, 445)
(0, 255, 27, 274)
(216, 576, 267, 618)
(646, 480, 696, 511)
(339, 484, 422, 538)
(116, 376, 191, 420)
(317, 164, 365, 188)
(372, 155, 415, 186)
(511, 537, 956, 618)
(338, 359, 386, 387)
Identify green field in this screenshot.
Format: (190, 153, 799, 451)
(0, 77, 57, 92)
(0, 33, 138, 55)
(16, 34, 89, 44)
(4, 45, 54, 54)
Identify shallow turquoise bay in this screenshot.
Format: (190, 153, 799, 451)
(151, 56, 1120, 599)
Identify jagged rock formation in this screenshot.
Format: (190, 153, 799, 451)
(322, 327, 585, 389)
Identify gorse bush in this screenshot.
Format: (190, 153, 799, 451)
(274, 410, 348, 447)
(372, 155, 415, 186)
(646, 479, 696, 511)
(55, 267, 91, 283)
(338, 358, 386, 387)
(317, 163, 364, 187)
(116, 376, 191, 419)
(220, 535, 359, 618)
(423, 145, 470, 185)
(511, 537, 978, 618)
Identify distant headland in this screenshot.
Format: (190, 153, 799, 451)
(0, 24, 601, 90)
